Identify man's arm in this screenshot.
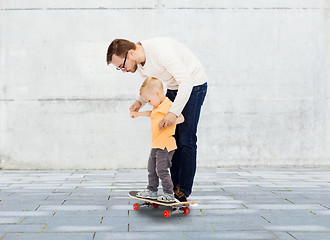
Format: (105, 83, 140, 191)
(159, 113, 184, 130)
(155, 45, 194, 129)
(157, 45, 194, 117)
(175, 114, 184, 125)
(129, 100, 142, 112)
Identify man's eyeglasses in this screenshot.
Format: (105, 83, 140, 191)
(116, 52, 128, 71)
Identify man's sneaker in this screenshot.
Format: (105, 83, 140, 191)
(174, 186, 188, 202)
(157, 193, 176, 203)
(136, 189, 157, 200)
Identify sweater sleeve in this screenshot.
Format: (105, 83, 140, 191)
(138, 96, 147, 107)
(156, 47, 193, 116)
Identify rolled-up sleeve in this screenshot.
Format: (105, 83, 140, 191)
(157, 48, 193, 116)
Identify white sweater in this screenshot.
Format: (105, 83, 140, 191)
(137, 37, 207, 116)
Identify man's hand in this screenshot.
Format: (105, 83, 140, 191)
(129, 100, 142, 112)
(159, 112, 177, 130)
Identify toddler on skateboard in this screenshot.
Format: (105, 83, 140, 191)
(130, 77, 184, 202)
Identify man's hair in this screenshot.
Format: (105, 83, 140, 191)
(106, 39, 136, 65)
(140, 77, 163, 96)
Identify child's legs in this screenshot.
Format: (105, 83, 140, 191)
(155, 148, 175, 194)
(147, 149, 159, 192)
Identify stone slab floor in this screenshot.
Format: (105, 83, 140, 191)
(0, 168, 329, 240)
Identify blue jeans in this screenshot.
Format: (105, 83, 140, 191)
(166, 82, 207, 197)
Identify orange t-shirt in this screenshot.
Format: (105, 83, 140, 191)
(150, 97, 177, 152)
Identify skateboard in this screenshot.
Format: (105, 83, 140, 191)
(128, 191, 198, 218)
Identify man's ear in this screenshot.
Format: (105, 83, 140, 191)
(128, 49, 135, 59)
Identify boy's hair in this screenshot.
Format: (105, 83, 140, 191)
(106, 39, 136, 65)
(140, 77, 163, 96)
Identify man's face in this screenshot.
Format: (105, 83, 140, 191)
(111, 53, 138, 73)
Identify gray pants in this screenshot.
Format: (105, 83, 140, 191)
(147, 148, 175, 194)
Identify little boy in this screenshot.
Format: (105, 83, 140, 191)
(130, 77, 184, 202)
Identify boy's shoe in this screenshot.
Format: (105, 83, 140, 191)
(174, 185, 188, 202)
(157, 193, 176, 203)
(136, 189, 157, 200)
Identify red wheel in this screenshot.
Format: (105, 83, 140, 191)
(153, 203, 159, 208)
(164, 210, 172, 218)
(183, 207, 190, 215)
(133, 203, 140, 211)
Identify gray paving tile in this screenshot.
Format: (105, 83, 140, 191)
(202, 209, 259, 215)
(184, 231, 277, 240)
(94, 232, 185, 240)
(0, 217, 24, 224)
(244, 203, 325, 210)
(130, 220, 212, 232)
(37, 205, 106, 211)
(264, 225, 330, 232)
(0, 233, 7, 239)
(52, 210, 114, 218)
(2, 233, 93, 240)
(258, 209, 330, 227)
(43, 224, 124, 233)
(271, 232, 296, 240)
(0, 224, 45, 232)
(0, 211, 53, 217)
(290, 232, 330, 240)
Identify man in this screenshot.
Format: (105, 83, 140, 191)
(106, 37, 207, 201)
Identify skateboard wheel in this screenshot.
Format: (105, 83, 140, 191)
(153, 203, 159, 208)
(133, 203, 140, 211)
(183, 207, 190, 215)
(164, 210, 172, 218)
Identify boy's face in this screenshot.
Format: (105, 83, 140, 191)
(141, 90, 162, 108)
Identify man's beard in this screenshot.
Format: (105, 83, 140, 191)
(132, 62, 138, 73)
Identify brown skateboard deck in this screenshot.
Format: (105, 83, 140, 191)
(128, 191, 198, 218)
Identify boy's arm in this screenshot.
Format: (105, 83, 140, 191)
(130, 111, 152, 118)
(175, 114, 184, 125)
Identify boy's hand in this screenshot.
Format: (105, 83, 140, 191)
(130, 111, 139, 118)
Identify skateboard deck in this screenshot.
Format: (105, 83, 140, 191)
(128, 191, 198, 218)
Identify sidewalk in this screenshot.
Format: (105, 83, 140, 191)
(0, 168, 329, 240)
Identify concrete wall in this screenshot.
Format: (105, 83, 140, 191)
(325, 0, 330, 167)
(0, 0, 329, 169)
